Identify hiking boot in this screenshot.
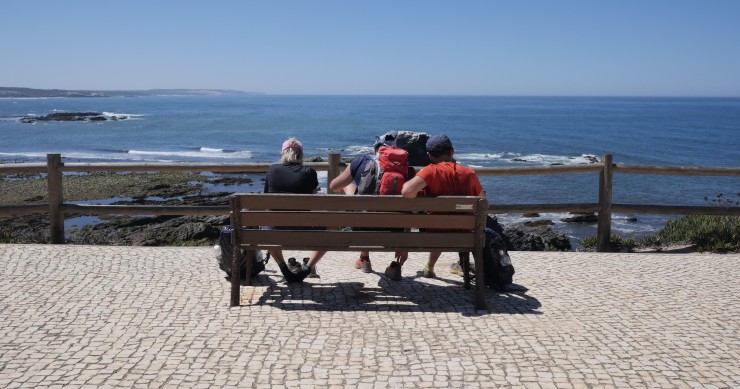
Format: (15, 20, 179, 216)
(384, 261, 402, 281)
(355, 257, 373, 273)
(449, 261, 464, 276)
(287, 257, 302, 274)
(303, 258, 319, 278)
(278, 262, 306, 283)
(422, 265, 436, 278)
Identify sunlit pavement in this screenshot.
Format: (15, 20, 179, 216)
(1, 244, 738, 388)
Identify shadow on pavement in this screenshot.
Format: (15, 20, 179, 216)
(241, 271, 541, 316)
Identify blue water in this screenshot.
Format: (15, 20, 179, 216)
(2, 95, 738, 242)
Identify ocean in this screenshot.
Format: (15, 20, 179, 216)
(1, 95, 738, 244)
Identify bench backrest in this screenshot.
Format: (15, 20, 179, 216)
(229, 193, 488, 253)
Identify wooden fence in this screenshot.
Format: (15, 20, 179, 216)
(1, 153, 738, 251)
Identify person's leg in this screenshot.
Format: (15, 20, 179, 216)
(340, 182, 372, 272)
(269, 249, 285, 264)
(305, 251, 326, 268)
(423, 251, 442, 278)
(343, 182, 357, 195)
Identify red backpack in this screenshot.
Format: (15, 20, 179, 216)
(376, 146, 409, 195)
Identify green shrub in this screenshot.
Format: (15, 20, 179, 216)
(580, 233, 637, 252)
(649, 193, 739, 253)
(655, 214, 739, 253)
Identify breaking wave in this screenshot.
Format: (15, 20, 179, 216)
(0, 147, 253, 163)
(456, 152, 599, 166)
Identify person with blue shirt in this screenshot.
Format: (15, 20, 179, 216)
(328, 132, 414, 275)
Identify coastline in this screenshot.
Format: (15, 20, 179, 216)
(0, 172, 260, 245)
(1, 171, 701, 252)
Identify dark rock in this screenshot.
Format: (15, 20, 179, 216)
(522, 213, 540, 218)
(0, 214, 50, 244)
(503, 223, 572, 251)
(69, 215, 229, 246)
(561, 213, 598, 223)
(502, 227, 546, 251)
(487, 215, 571, 251)
(208, 176, 253, 186)
(626, 216, 638, 222)
(19, 112, 129, 123)
(523, 219, 554, 227)
(305, 156, 324, 162)
(512, 158, 528, 163)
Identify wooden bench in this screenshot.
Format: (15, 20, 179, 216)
(228, 193, 489, 309)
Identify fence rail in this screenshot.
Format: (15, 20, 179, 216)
(1, 153, 738, 251)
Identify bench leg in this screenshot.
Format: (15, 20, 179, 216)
(459, 252, 471, 289)
(230, 246, 242, 307)
(471, 249, 487, 310)
(244, 250, 254, 287)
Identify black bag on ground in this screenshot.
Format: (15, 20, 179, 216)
(217, 225, 267, 279)
(481, 227, 515, 291)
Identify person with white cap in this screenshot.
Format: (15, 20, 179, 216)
(263, 137, 326, 282)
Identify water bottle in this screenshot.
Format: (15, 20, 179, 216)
(499, 250, 511, 267)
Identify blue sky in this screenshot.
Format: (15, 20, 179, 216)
(3, 1, 739, 96)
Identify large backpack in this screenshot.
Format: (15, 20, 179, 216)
(356, 146, 409, 195)
(481, 227, 515, 291)
(217, 225, 268, 279)
(377, 146, 408, 195)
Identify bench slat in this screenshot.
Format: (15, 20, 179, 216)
(239, 230, 475, 250)
(235, 193, 482, 213)
(229, 193, 489, 310)
(238, 212, 476, 229)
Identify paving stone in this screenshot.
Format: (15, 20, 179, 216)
(0, 245, 738, 388)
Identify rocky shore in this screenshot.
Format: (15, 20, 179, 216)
(1, 171, 573, 250)
(20, 112, 128, 123)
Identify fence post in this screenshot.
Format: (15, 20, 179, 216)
(597, 153, 613, 252)
(47, 154, 65, 244)
(327, 152, 341, 193)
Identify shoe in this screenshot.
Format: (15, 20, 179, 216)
(384, 261, 402, 281)
(355, 257, 373, 273)
(449, 261, 464, 276)
(278, 262, 306, 283)
(287, 257, 302, 274)
(303, 258, 319, 278)
(422, 265, 436, 278)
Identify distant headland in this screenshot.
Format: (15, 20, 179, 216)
(0, 87, 259, 98)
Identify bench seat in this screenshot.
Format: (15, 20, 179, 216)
(228, 193, 489, 309)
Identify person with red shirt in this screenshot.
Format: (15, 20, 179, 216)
(401, 135, 485, 278)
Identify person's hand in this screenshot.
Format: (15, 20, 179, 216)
(395, 251, 408, 265)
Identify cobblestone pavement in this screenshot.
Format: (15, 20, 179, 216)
(1, 244, 738, 388)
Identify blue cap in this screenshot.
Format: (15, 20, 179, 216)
(426, 134, 453, 153)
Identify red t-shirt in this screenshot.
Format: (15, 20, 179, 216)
(416, 161, 483, 197)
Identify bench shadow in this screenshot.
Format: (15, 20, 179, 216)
(241, 270, 541, 317)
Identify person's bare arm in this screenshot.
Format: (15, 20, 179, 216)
(329, 166, 353, 194)
(401, 176, 427, 198)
